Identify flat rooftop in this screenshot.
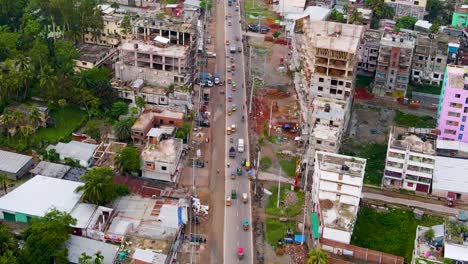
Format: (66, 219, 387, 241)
(320, 199, 358, 243)
(132, 110, 184, 131)
(29, 161, 71, 179)
(0, 175, 83, 217)
(312, 97, 347, 121)
(312, 124, 339, 141)
(389, 126, 436, 154)
(446, 65, 467, 89)
(381, 33, 415, 49)
(304, 21, 364, 53)
(147, 126, 176, 138)
(315, 151, 366, 177)
(363, 29, 383, 43)
(66, 235, 119, 264)
(77, 44, 114, 63)
(121, 41, 189, 58)
(414, 225, 445, 262)
(142, 138, 183, 164)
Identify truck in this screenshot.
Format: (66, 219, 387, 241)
(238, 138, 244, 153)
(230, 44, 236, 54)
(229, 146, 236, 158)
(199, 72, 213, 87)
(228, 0, 233, 6)
(214, 72, 221, 85)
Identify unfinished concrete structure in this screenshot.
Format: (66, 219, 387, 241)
(374, 32, 415, 97)
(84, 5, 129, 47)
(131, 108, 184, 143)
(384, 0, 427, 20)
(411, 34, 451, 86)
(312, 151, 366, 244)
(357, 29, 383, 76)
(298, 20, 365, 103)
(141, 138, 184, 182)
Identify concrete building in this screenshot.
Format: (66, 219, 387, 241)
(284, 6, 331, 39)
(131, 108, 184, 142)
(310, 0, 335, 9)
(46, 141, 99, 168)
(383, 127, 437, 193)
(384, 0, 426, 20)
(444, 221, 468, 263)
(411, 34, 450, 86)
(311, 151, 366, 244)
(374, 32, 415, 97)
(451, 4, 468, 29)
(274, 0, 307, 16)
(436, 65, 468, 143)
(141, 138, 183, 182)
(432, 155, 468, 202)
(355, 8, 373, 29)
(411, 224, 445, 264)
(0, 150, 34, 180)
(84, 5, 130, 47)
(0, 176, 84, 222)
(298, 20, 364, 103)
(357, 29, 383, 76)
(75, 44, 118, 71)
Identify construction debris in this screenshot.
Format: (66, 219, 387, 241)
(283, 244, 308, 264)
(192, 197, 209, 216)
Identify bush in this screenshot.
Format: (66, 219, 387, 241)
(260, 156, 272, 170)
(115, 184, 130, 197)
(394, 110, 436, 128)
(279, 158, 298, 177)
(110, 101, 128, 119)
(83, 120, 101, 140)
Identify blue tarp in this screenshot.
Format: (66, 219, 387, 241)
(248, 169, 253, 176)
(294, 234, 305, 243)
(178, 207, 183, 225)
(284, 124, 291, 129)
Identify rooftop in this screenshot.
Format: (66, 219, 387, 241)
(389, 126, 436, 154)
(142, 138, 183, 164)
(312, 124, 339, 141)
(0, 150, 33, 174)
(303, 21, 364, 53)
(65, 235, 119, 264)
(121, 40, 189, 58)
(362, 29, 383, 44)
(315, 151, 366, 177)
(69, 203, 97, 228)
(432, 156, 468, 193)
(413, 225, 445, 263)
(0, 175, 83, 217)
(133, 248, 167, 263)
(132, 109, 184, 131)
(446, 65, 467, 89)
(147, 126, 176, 138)
(77, 44, 116, 64)
(320, 199, 358, 244)
(311, 97, 348, 121)
(29, 161, 71, 179)
(381, 32, 415, 49)
(446, 221, 468, 247)
(46, 141, 98, 162)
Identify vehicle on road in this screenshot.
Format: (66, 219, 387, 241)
(199, 72, 213, 87)
(214, 72, 221, 85)
(229, 146, 236, 158)
(242, 193, 248, 203)
(246, 160, 251, 171)
(236, 167, 242, 176)
(232, 103, 237, 111)
(226, 195, 232, 206)
(243, 218, 249, 231)
(236, 36, 240, 41)
(248, 23, 271, 33)
(238, 46, 242, 53)
(230, 56, 235, 63)
(228, 108, 232, 116)
(230, 137, 233, 143)
(231, 63, 236, 71)
(228, 0, 233, 6)
(228, 12, 232, 17)
(228, 20, 232, 26)
(238, 138, 244, 152)
(241, 158, 246, 167)
(228, 93, 233, 102)
(242, 115, 245, 122)
(231, 124, 236, 132)
(227, 77, 232, 84)
(231, 189, 237, 199)
(237, 247, 244, 259)
(227, 126, 232, 134)
(226, 40, 230, 45)
(200, 120, 210, 127)
(230, 44, 236, 53)
(230, 170, 236, 179)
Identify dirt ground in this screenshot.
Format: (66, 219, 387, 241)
(348, 103, 394, 145)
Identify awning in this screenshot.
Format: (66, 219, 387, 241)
(311, 213, 320, 239)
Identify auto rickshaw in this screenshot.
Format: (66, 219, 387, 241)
(228, 12, 232, 17)
(230, 137, 234, 143)
(226, 127, 232, 135)
(227, 77, 232, 84)
(243, 218, 249, 231)
(226, 195, 232, 206)
(228, 108, 232, 116)
(232, 82, 237, 91)
(228, 93, 233, 102)
(231, 124, 236, 132)
(237, 247, 244, 259)
(230, 57, 235, 63)
(230, 170, 236, 179)
(227, 65, 231, 72)
(232, 104, 237, 111)
(246, 160, 251, 171)
(231, 189, 237, 199)
(226, 40, 230, 45)
(231, 63, 236, 71)
(241, 158, 246, 167)
(237, 167, 242, 176)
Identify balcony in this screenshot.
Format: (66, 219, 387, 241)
(329, 68, 346, 78)
(316, 57, 328, 66)
(407, 165, 433, 175)
(388, 151, 405, 159)
(315, 66, 327, 74)
(329, 59, 347, 69)
(409, 156, 435, 165)
(384, 170, 403, 179)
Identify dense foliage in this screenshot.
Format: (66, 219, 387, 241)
(76, 167, 129, 205)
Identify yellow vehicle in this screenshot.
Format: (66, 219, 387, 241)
(228, 12, 232, 17)
(228, 109, 232, 116)
(227, 127, 232, 135)
(231, 104, 237, 111)
(226, 195, 232, 206)
(231, 124, 236, 132)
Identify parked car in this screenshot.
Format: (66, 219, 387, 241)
(200, 120, 210, 127)
(248, 23, 271, 33)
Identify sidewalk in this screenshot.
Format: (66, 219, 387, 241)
(362, 192, 460, 216)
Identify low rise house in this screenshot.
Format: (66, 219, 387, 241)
(65, 235, 119, 264)
(84, 5, 129, 47)
(444, 221, 468, 263)
(141, 138, 183, 182)
(74, 44, 118, 71)
(29, 161, 71, 179)
(132, 248, 167, 264)
(47, 141, 99, 168)
(131, 109, 184, 142)
(383, 127, 437, 193)
(0, 105, 49, 136)
(384, 0, 426, 20)
(357, 29, 383, 76)
(0, 150, 34, 180)
(411, 224, 445, 264)
(452, 4, 468, 29)
(311, 151, 366, 244)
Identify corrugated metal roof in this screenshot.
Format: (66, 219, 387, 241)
(0, 150, 33, 174)
(432, 156, 468, 193)
(65, 235, 119, 264)
(46, 141, 98, 162)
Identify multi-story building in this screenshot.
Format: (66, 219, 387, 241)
(141, 138, 183, 182)
(74, 44, 118, 71)
(309, 97, 350, 153)
(357, 29, 382, 76)
(131, 108, 184, 142)
(311, 151, 366, 244)
(411, 34, 450, 86)
(384, 0, 426, 20)
(374, 32, 415, 97)
(84, 5, 129, 47)
(451, 4, 468, 29)
(437, 65, 468, 143)
(298, 20, 364, 103)
(383, 126, 437, 193)
(309, 0, 335, 9)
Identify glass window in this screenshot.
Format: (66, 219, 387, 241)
(458, 134, 463, 140)
(462, 116, 467, 122)
(461, 125, 465, 131)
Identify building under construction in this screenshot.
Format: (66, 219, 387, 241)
(297, 20, 365, 104)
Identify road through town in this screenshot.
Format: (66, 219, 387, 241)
(222, 0, 254, 263)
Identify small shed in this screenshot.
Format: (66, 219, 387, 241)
(0, 150, 34, 180)
(30, 161, 71, 179)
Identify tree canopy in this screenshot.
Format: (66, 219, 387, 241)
(76, 167, 129, 205)
(115, 146, 141, 175)
(395, 16, 418, 31)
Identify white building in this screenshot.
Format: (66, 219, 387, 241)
(312, 151, 366, 244)
(274, 0, 307, 16)
(47, 141, 99, 168)
(141, 138, 183, 182)
(383, 127, 436, 193)
(84, 5, 130, 47)
(284, 6, 331, 38)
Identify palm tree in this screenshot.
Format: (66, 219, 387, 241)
(29, 107, 42, 128)
(75, 167, 118, 205)
(113, 118, 135, 141)
(11, 110, 24, 136)
(0, 173, 8, 194)
(307, 249, 329, 264)
(75, 70, 92, 89)
(135, 96, 146, 115)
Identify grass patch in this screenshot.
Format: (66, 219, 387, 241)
(266, 135, 276, 143)
(356, 75, 374, 91)
(342, 143, 387, 185)
(409, 83, 442, 96)
(260, 156, 272, 170)
(35, 107, 86, 143)
(265, 185, 304, 217)
(351, 205, 444, 262)
(279, 158, 298, 177)
(394, 110, 436, 128)
(244, 0, 280, 24)
(265, 218, 295, 247)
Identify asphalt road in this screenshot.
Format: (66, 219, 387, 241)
(222, 0, 254, 263)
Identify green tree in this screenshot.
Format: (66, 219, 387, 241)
(430, 22, 440, 33)
(115, 146, 141, 175)
(396, 16, 418, 31)
(57, 98, 67, 124)
(135, 96, 146, 114)
(28, 106, 42, 128)
(75, 167, 128, 205)
(0, 223, 16, 255)
(19, 209, 76, 264)
(113, 117, 135, 141)
(54, 40, 79, 76)
(330, 8, 345, 23)
(349, 9, 363, 25)
(273, 30, 281, 39)
(200, 0, 213, 12)
(306, 249, 329, 264)
(78, 252, 104, 264)
(44, 148, 60, 162)
(0, 250, 17, 264)
(120, 15, 132, 35)
(0, 173, 8, 194)
(84, 120, 101, 140)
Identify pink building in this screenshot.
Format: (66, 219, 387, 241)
(437, 65, 468, 142)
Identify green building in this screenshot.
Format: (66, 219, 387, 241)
(451, 5, 468, 28)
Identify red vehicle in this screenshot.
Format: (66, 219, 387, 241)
(237, 247, 244, 259)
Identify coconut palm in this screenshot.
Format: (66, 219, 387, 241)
(135, 96, 146, 114)
(29, 107, 42, 128)
(113, 117, 135, 141)
(307, 249, 329, 264)
(75, 167, 118, 205)
(349, 9, 363, 25)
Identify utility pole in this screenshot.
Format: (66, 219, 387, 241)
(254, 149, 261, 195)
(268, 101, 273, 136)
(249, 47, 254, 114)
(277, 167, 282, 208)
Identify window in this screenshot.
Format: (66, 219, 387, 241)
(461, 125, 465, 131)
(318, 86, 323, 91)
(458, 134, 463, 140)
(316, 140, 322, 144)
(418, 56, 424, 60)
(161, 166, 167, 171)
(330, 89, 337, 94)
(169, 120, 174, 125)
(331, 80, 338, 85)
(436, 58, 442, 63)
(435, 66, 440, 71)
(82, 62, 87, 66)
(391, 70, 395, 74)
(466, 98, 468, 104)
(319, 78, 324, 82)
(455, 94, 461, 98)
(337, 90, 343, 94)
(345, 82, 351, 88)
(338, 81, 344, 85)
(463, 116, 467, 122)
(407, 182, 414, 187)
(433, 73, 439, 79)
